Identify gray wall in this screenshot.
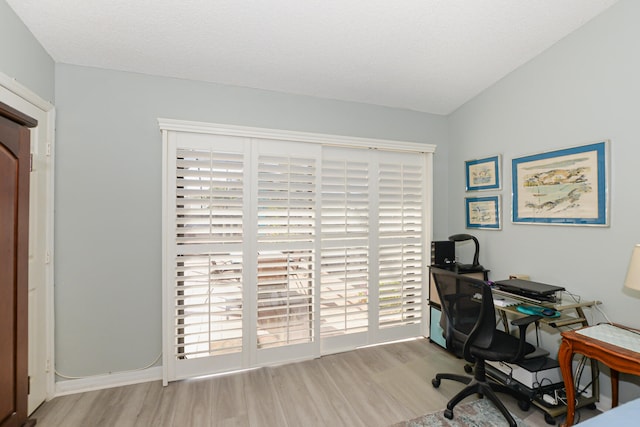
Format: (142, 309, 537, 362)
(54, 64, 449, 376)
(448, 0, 640, 401)
(0, 0, 54, 102)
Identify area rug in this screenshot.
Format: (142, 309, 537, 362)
(390, 399, 528, 427)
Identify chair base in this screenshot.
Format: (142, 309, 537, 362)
(433, 368, 526, 427)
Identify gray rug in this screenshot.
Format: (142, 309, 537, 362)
(390, 399, 528, 427)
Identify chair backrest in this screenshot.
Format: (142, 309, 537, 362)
(431, 268, 496, 358)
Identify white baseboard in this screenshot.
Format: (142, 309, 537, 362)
(54, 367, 162, 397)
(596, 395, 612, 412)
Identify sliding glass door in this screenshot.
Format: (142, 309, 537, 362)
(161, 121, 431, 382)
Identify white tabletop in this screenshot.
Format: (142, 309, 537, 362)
(576, 324, 640, 353)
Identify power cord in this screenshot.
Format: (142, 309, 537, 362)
(593, 303, 613, 325)
(563, 290, 581, 304)
(55, 352, 162, 380)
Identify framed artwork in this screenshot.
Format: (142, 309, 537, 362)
(465, 195, 501, 230)
(465, 155, 501, 191)
(512, 141, 609, 226)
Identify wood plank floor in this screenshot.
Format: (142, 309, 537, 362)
(31, 338, 599, 426)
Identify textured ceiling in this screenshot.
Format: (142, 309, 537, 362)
(7, 0, 619, 114)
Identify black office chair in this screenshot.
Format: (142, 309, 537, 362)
(430, 268, 541, 427)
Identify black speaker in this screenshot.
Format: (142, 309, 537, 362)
(431, 241, 455, 267)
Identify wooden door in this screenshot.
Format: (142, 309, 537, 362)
(0, 102, 36, 427)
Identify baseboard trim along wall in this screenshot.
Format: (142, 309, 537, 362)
(50, 363, 617, 413)
(54, 366, 162, 397)
(597, 396, 612, 412)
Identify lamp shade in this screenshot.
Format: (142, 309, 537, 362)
(624, 244, 640, 291)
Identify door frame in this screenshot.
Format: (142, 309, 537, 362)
(0, 72, 55, 407)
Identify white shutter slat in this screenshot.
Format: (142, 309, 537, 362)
(320, 156, 370, 339)
(378, 160, 424, 329)
(173, 251, 244, 359)
(173, 143, 246, 360)
(256, 152, 316, 350)
(321, 159, 369, 242)
(175, 149, 244, 247)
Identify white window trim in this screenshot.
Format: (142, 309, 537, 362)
(158, 118, 436, 154)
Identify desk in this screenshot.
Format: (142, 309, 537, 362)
(558, 324, 640, 426)
(492, 289, 598, 331)
(490, 290, 600, 422)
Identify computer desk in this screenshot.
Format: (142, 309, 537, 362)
(492, 289, 599, 331)
(491, 289, 601, 422)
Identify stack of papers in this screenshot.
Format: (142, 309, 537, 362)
(492, 295, 522, 307)
(473, 292, 522, 308)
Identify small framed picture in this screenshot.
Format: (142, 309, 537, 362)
(465, 155, 501, 191)
(465, 195, 501, 230)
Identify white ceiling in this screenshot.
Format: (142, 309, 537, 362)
(7, 0, 619, 115)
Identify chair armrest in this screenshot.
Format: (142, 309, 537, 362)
(510, 314, 541, 327)
(508, 314, 542, 363)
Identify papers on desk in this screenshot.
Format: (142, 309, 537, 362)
(492, 294, 522, 307)
(473, 292, 522, 307)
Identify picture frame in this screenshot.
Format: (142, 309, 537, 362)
(465, 195, 501, 230)
(512, 141, 609, 226)
(465, 155, 501, 191)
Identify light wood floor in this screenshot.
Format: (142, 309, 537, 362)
(31, 338, 599, 426)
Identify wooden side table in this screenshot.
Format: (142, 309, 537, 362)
(558, 324, 640, 426)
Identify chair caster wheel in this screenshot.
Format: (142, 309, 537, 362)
(544, 413, 556, 425)
(586, 403, 597, 410)
(464, 364, 473, 374)
(444, 409, 453, 420)
(432, 378, 441, 388)
(518, 400, 531, 411)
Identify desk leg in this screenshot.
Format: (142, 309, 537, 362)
(611, 368, 619, 408)
(558, 338, 576, 427)
(499, 311, 509, 333)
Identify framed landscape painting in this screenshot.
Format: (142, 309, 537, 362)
(512, 141, 609, 226)
(465, 195, 501, 230)
(465, 155, 501, 191)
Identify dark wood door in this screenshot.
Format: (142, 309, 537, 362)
(0, 102, 36, 427)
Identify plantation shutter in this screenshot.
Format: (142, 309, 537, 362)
(165, 132, 250, 380)
(378, 153, 424, 335)
(162, 119, 433, 382)
(254, 140, 321, 363)
(320, 148, 370, 350)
